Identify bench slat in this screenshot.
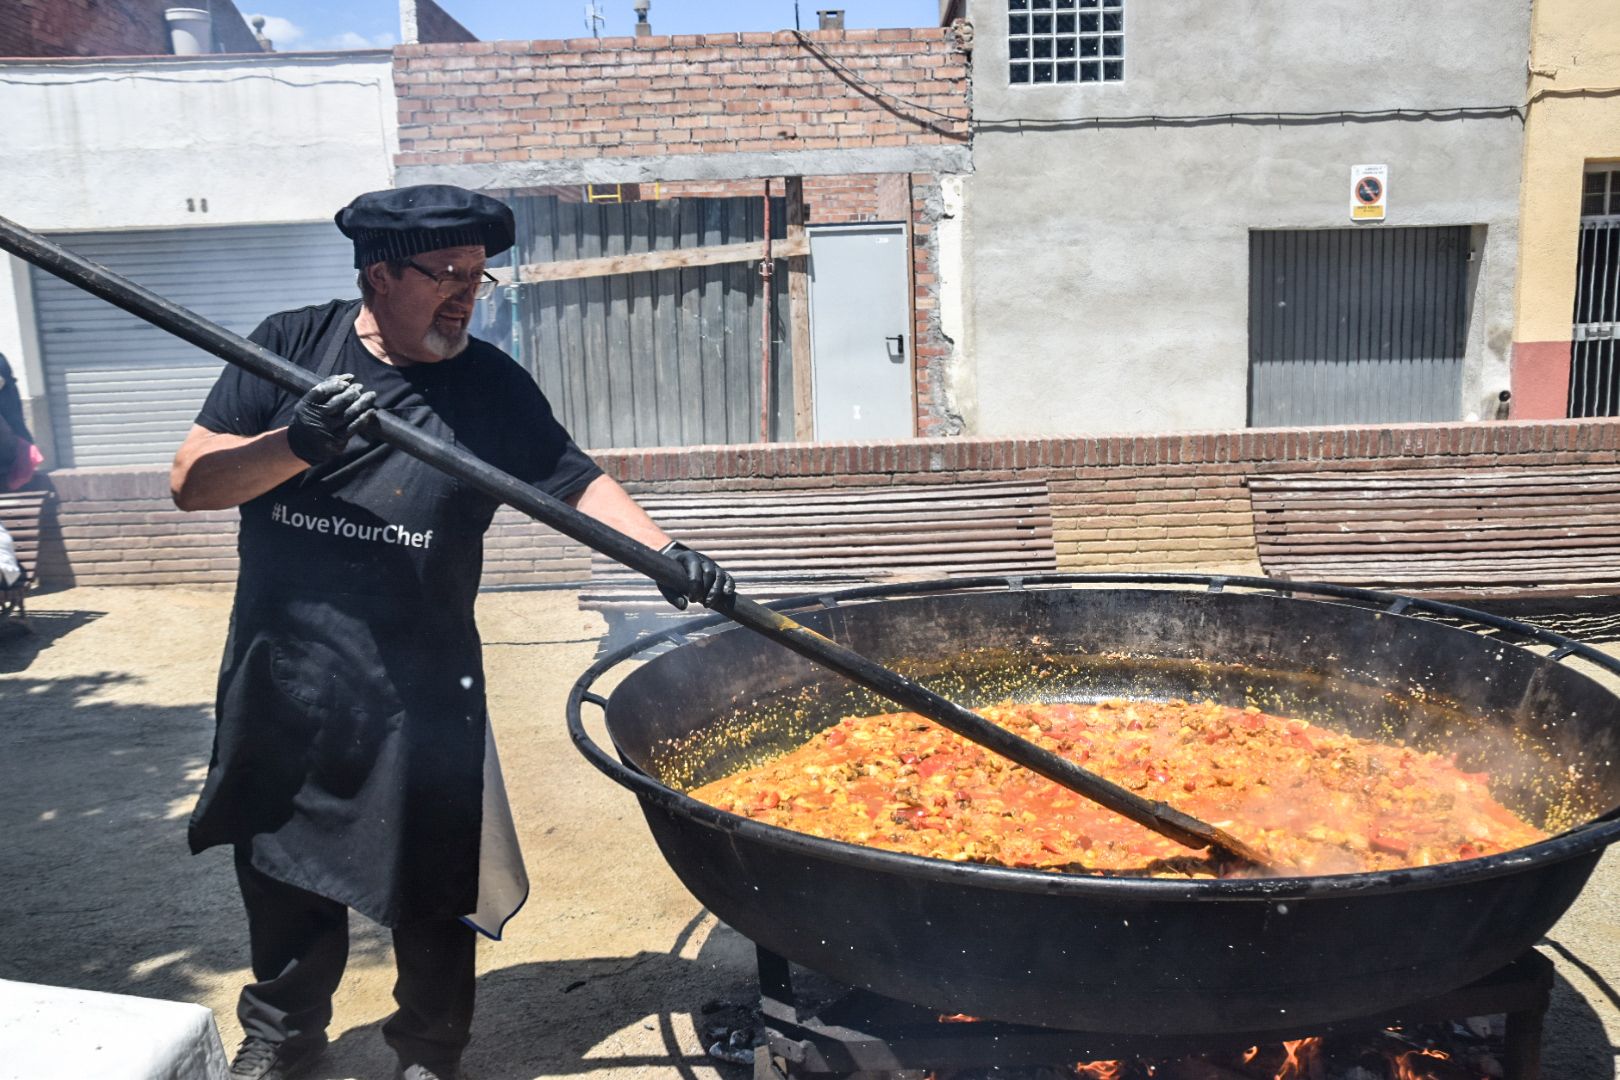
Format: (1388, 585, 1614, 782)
(1249, 469, 1620, 490)
(592, 527, 1053, 555)
(592, 550, 1059, 578)
(631, 517, 1051, 539)
(1257, 530, 1620, 547)
(1248, 466, 1620, 597)
(583, 481, 1057, 621)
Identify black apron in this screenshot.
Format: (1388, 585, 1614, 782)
(189, 303, 499, 926)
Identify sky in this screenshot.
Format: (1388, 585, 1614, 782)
(242, 0, 942, 53)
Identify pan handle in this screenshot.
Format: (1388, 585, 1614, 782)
(0, 212, 1269, 872)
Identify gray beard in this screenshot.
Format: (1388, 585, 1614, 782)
(422, 323, 469, 358)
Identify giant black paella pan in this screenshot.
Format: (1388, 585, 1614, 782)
(569, 575, 1620, 1035)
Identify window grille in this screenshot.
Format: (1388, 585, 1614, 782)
(1008, 0, 1124, 86)
(1570, 167, 1620, 416)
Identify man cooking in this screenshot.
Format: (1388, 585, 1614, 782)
(170, 185, 734, 1080)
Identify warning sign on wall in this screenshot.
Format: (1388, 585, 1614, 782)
(1351, 164, 1388, 221)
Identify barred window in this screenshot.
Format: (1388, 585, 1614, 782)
(1008, 0, 1124, 86)
(1583, 166, 1620, 218)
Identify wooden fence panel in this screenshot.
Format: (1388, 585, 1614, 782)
(511, 194, 792, 449)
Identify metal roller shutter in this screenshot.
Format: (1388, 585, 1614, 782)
(31, 223, 357, 468)
(1248, 226, 1472, 427)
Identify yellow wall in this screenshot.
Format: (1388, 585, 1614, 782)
(1515, 0, 1620, 343)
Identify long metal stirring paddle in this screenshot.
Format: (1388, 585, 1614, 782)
(0, 213, 1271, 871)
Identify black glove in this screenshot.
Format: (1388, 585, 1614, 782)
(658, 541, 736, 610)
(286, 374, 376, 466)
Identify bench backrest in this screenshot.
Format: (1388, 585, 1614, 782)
(1248, 466, 1620, 596)
(587, 480, 1057, 593)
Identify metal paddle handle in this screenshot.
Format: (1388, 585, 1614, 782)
(0, 213, 1268, 869)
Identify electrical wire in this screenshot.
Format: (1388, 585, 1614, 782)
(789, 29, 1525, 133)
(976, 105, 1526, 129)
(1528, 84, 1620, 105)
(790, 29, 971, 124)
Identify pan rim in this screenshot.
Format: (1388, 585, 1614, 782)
(568, 573, 1620, 903)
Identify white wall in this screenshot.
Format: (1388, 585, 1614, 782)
(0, 50, 398, 423)
(960, 0, 1532, 436)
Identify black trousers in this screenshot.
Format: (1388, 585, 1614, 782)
(234, 849, 476, 1071)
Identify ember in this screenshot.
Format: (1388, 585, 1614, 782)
(1075, 1063, 1126, 1080)
(905, 1024, 1504, 1080)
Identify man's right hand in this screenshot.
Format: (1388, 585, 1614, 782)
(286, 374, 377, 466)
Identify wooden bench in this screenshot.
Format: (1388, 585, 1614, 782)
(0, 487, 51, 625)
(579, 480, 1057, 633)
(1247, 466, 1620, 600)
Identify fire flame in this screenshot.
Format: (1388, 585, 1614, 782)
(1392, 1047, 1452, 1079)
(1274, 1037, 1323, 1079)
(1055, 1030, 1468, 1080)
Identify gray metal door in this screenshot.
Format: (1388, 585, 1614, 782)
(1569, 216, 1620, 416)
(809, 224, 912, 440)
(31, 223, 356, 467)
(1248, 226, 1471, 426)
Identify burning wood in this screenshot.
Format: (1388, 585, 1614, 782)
(924, 1022, 1504, 1080)
(1074, 1063, 1126, 1079)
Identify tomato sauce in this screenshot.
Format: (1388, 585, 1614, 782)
(686, 699, 1548, 877)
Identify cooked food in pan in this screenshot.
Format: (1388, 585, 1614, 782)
(688, 699, 1547, 877)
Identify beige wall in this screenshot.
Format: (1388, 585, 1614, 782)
(1511, 0, 1620, 416)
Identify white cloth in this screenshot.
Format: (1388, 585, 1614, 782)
(0, 979, 228, 1080)
(0, 525, 20, 588)
(462, 722, 529, 940)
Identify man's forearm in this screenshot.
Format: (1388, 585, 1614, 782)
(170, 425, 308, 511)
(566, 473, 670, 550)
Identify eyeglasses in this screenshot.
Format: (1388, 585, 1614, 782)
(404, 259, 500, 301)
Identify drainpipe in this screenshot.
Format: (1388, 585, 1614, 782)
(760, 181, 775, 442)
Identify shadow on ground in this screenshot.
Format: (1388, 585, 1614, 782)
(322, 945, 759, 1080)
(0, 665, 396, 1012)
(1542, 938, 1620, 1078)
(0, 607, 104, 672)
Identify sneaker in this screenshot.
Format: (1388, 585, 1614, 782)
(228, 1035, 326, 1079)
(395, 1065, 458, 1080)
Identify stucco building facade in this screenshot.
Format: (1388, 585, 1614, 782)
(0, 51, 398, 466)
(1511, 0, 1620, 419)
(955, 0, 1532, 437)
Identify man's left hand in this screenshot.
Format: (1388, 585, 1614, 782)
(658, 541, 736, 610)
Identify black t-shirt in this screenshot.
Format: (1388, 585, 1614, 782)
(197, 300, 601, 502)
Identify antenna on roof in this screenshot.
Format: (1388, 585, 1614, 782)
(584, 0, 604, 38)
(795, 1, 802, 30)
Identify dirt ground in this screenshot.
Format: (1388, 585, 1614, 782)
(3, 584, 1620, 1078)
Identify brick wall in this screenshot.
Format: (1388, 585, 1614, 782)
(1, 0, 170, 58)
(392, 28, 970, 169)
(32, 419, 1620, 589)
(0, 0, 259, 58)
(519, 175, 909, 226)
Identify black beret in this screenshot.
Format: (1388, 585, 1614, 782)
(334, 185, 515, 269)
